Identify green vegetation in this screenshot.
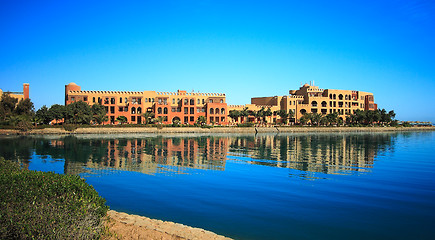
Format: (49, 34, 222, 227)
(0, 93, 35, 131)
(0, 158, 108, 239)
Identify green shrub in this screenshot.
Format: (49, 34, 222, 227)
(0, 158, 108, 239)
(63, 124, 78, 132)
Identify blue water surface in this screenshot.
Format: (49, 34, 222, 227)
(1, 131, 434, 240)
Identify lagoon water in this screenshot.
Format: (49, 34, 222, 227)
(1, 131, 434, 239)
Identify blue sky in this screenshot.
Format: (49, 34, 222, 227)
(1, 0, 434, 122)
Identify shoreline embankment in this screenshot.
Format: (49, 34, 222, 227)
(1, 126, 434, 135)
(105, 210, 232, 240)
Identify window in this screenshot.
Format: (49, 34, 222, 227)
(173, 98, 175, 104)
(119, 107, 123, 112)
(220, 99, 223, 103)
(184, 99, 188, 105)
(184, 116, 188, 123)
(158, 107, 162, 114)
(163, 107, 168, 114)
(131, 116, 136, 122)
(120, 97, 122, 103)
(172, 107, 176, 112)
(202, 99, 205, 104)
(137, 107, 142, 114)
(71, 97, 75, 101)
(190, 107, 194, 114)
(84, 97, 87, 102)
(197, 99, 200, 104)
(138, 98, 141, 104)
(158, 98, 162, 104)
(190, 99, 194, 105)
(209, 99, 213, 103)
(93, 97, 95, 103)
(221, 117, 225, 122)
(111, 98, 115, 104)
(131, 107, 136, 114)
(110, 106, 115, 114)
(145, 98, 148, 103)
(197, 107, 201, 113)
(215, 108, 219, 114)
(184, 107, 188, 114)
(124, 107, 128, 112)
(221, 108, 225, 114)
(125, 97, 128, 103)
(210, 108, 214, 114)
(190, 116, 194, 122)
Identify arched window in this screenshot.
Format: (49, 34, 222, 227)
(137, 107, 142, 114)
(339, 94, 343, 100)
(210, 108, 214, 114)
(163, 107, 168, 114)
(190, 99, 194, 105)
(220, 99, 223, 103)
(311, 101, 317, 107)
(321, 101, 327, 107)
(157, 107, 162, 114)
(221, 108, 225, 115)
(131, 107, 136, 114)
(333, 94, 336, 99)
(300, 109, 307, 114)
(215, 108, 219, 114)
(329, 94, 333, 99)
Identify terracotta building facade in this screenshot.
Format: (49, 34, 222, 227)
(65, 83, 228, 125)
(228, 83, 377, 124)
(0, 83, 30, 101)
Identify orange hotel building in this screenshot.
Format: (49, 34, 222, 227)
(65, 83, 228, 125)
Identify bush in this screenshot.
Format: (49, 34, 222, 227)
(0, 158, 108, 239)
(63, 124, 78, 132)
(15, 120, 33, 132)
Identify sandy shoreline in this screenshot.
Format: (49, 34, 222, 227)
(1, 126, 434, 135)
(104, 210, 232, 240)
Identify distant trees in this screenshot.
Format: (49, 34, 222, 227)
(297, 109, 397, 127)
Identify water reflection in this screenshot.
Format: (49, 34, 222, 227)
(0, 133, 399, 176)
(228, 133, 397, 175)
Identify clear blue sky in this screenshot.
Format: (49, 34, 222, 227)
(1, 0, 434, 122)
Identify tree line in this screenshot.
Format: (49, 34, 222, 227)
(229, 106, 398, 126)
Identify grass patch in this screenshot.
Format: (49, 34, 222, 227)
(0, 158, 109, 239)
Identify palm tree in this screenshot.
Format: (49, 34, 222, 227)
(196, 116, 207, 126)
(264, 107, 272, 124)
(116, 116, 127, 125)
(240, 107, 249, 123)
(277, 110, 289, 124)
(142, 111, 155, 125)
(229, 110, 241, 123)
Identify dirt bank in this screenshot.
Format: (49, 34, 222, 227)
(1, 126, 434, 135)
(104, 210, 232, 240)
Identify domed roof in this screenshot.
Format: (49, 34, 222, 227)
(303, 83, 310, 87)
(67, 82, 78, 86)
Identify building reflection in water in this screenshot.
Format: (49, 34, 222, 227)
(228, 133, 396, 175)
(0, 133, 398, 177)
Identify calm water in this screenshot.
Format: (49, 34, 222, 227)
(1, 132, 434, 240)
